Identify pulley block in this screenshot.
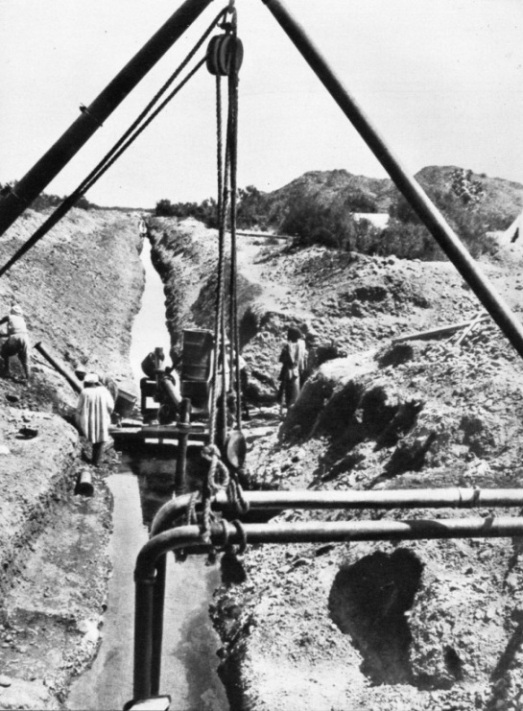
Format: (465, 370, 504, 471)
(206, 34, 244, 76)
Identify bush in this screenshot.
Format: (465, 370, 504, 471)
(280, 195, 358, 250)
(0, 181, 95, 212)
(155, 186, 270, 231)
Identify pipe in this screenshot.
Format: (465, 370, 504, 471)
(75, 469, 94, 497)
(134, 567, 157, 702)
(34, 342, 82, 393)
(151, 556, 166, 696)
(149, 488, 523, 536)
(174, 398, 192, 496)
(134, 516, 523, 698)
(138, 517, 523, 579)
(260, 0, 523, 362)
(0, 0, 215, 237)
(391, 315, 489, 344)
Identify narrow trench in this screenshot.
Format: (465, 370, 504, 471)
(67, 240, 229, 710)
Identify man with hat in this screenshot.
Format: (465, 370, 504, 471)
(76, 373, 114, 466)
(0, 304, 31, 379)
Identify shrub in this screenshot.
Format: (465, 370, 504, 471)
(280, 195, 358, 250)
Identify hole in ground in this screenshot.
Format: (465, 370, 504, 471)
(329, 548, 423, 685)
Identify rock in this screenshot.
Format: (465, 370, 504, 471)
(0, 675, 12, 687)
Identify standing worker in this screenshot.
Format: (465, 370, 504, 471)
(0, 304, 31, 379)
(277, 327, 307, 417)
(139, 215, 149, 238)
(76, 373, 114, 466)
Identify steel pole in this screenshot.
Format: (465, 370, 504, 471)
(174, 399, 192, 496)
(0, 0, 215, 237)
(261, 0, 523, 360)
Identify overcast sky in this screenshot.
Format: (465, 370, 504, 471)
(0, 0, 522, 209)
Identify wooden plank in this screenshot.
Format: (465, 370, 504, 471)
(391, 314, 489, 344)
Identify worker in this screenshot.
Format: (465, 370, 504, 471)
(302, 330, 319, 384)
(157, 365, 182, 424)
(75, 363, 119, 405)
(238, 354, 251, 420)
(0, 304, 31, 379)
(139, 215, 149, 238)
(76, 373, 114, 466)
(276, 327, 307, 416)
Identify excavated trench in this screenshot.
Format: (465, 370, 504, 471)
(67, 240, 228, 710)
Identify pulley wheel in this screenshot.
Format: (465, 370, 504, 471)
(206, 34, 243, 76)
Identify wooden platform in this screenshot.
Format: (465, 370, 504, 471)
(110, 421, 209, 450)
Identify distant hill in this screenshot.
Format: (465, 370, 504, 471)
(414, 166, 523, 232)
(262, 169, 393, 222)
(154, 165, 523, 260)
(260, 166, 523, 235)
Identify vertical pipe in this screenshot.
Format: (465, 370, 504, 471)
(133, 575, 156, 701)
(261, 0, 523, 361)
(175, 398, 192, 496)
(0, 0, 215, 237)
(150, 556, 167, 696)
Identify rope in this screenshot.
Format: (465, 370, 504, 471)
(0, 7, 229, 279)
(227, 20, 243, 431)
(209, 74, 228, 450)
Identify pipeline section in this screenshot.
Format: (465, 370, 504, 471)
(134, 516, 523, 700)
(150, 487, 523, 536)
(133, 486, 523, 701)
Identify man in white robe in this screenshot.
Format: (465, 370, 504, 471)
(76, 373, 114, 466)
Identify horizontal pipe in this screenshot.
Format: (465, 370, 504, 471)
(149, 488, 523, 537)
(237, 489, 523, 509)
(392, 315, 489, 344)
(136, 517, 523, 580)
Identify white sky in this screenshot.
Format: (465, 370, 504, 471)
(0, 0, 522, 209)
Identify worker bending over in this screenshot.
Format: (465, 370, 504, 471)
(0, 304, 31, 379)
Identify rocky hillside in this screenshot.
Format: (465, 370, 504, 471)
(260, 166, 523, 233)
(148, 213, 523, 711)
